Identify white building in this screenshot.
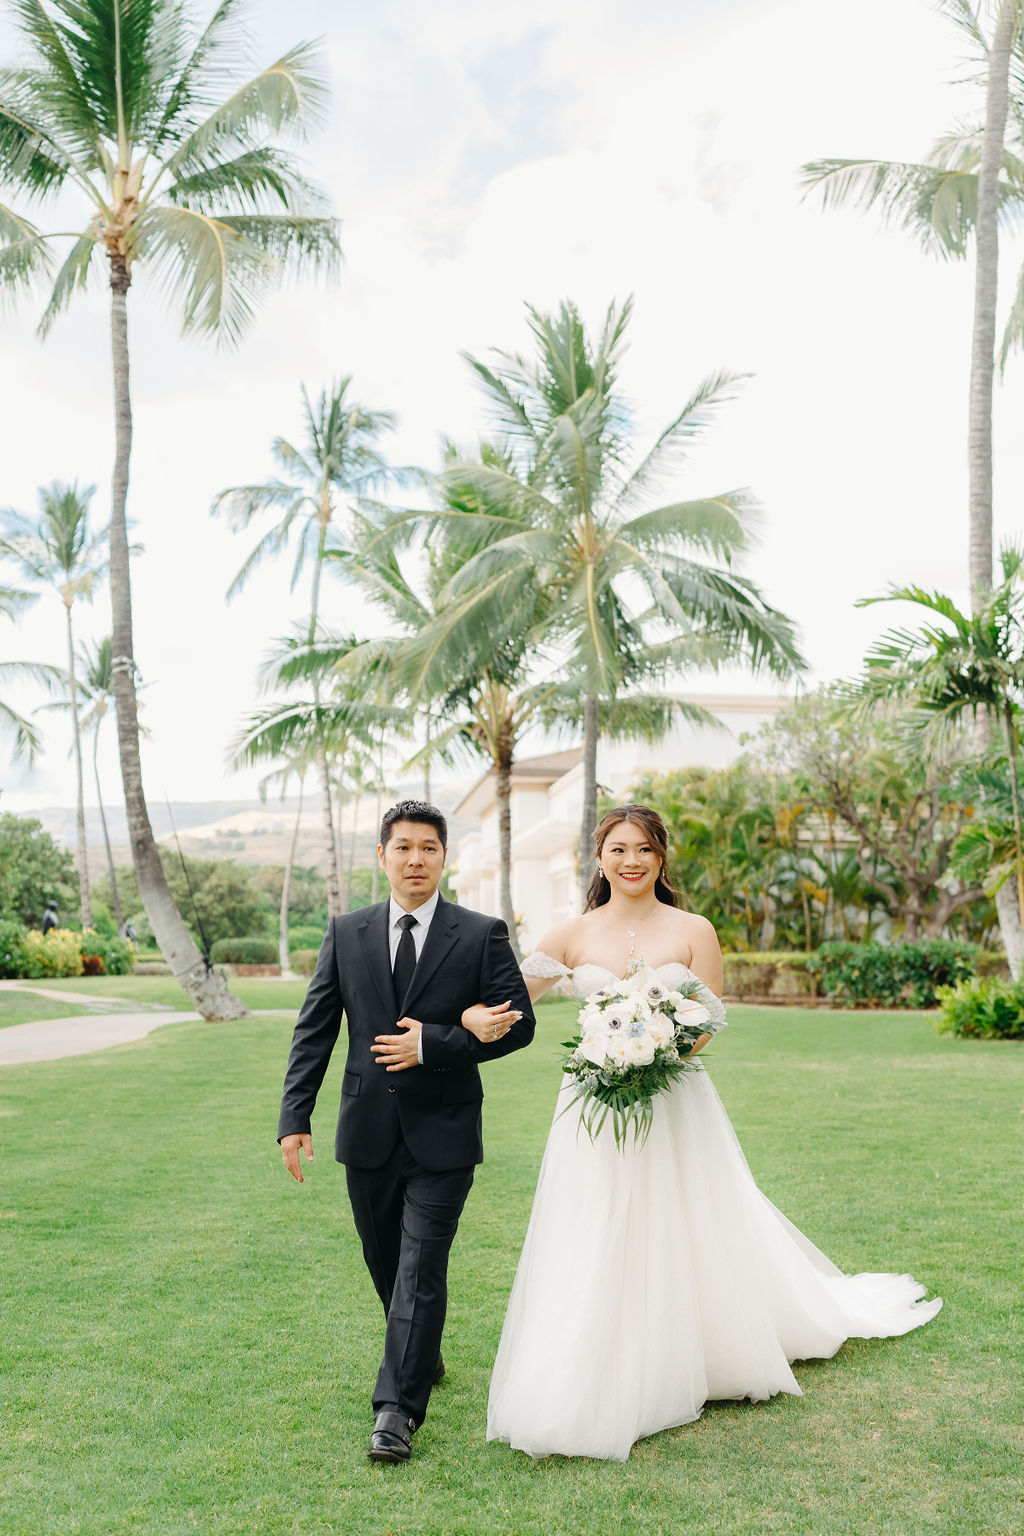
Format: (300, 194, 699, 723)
(450, 694, 788, 951)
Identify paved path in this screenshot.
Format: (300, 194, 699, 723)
(0, 1010, 202, 1065)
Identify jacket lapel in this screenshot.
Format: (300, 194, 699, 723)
(402, 896, 460, 1015)
(357, 902, 398, 1016)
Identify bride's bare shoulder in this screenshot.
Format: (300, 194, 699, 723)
(525, 918, 587, 965)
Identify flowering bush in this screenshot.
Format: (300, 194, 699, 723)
(20, 929, 84, 979)
(561, 970, 726, 1148)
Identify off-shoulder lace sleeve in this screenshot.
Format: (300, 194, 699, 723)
(521, 951, 572, 979)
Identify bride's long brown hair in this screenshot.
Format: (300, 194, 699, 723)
(583, 804, 679, 912)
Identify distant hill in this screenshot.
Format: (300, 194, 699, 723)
(21, 784, 476, 875)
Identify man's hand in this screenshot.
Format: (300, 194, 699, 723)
(281, 1132, 314, 1182)
(371, 1016, 423, 1072)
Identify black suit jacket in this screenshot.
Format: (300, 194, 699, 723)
(277, 896, 536, 1171)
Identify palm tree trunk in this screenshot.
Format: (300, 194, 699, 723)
(1003, 700, 1024, 923)
(107, 256, 245, 1019)
(371, 767, 384, 903)
(92, 722, 123, 928)
(994, 881, 1024, 978)
(65, 601, 92, 928)
(579, 693, 600, 904)
(316, 736, 341, 916)
(346, 784, 360, 909)
(969, 0, 1019, 609)
(279, 776, 305, 972)
(495, 754, 521, 959)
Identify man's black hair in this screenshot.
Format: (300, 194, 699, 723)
(379, 800, 448, 850)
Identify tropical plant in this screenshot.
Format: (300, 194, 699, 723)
(256, 750, 311, 971)
(213, 378, 397, 915)
(77, 636, 127, 928)
(854, 543, 1024, 972)
(0, 0, 340, 1018)
(761, 689, 986, 943)
(0, 481, 107, 926)
(802, 0, 1024, 607)
(414, 298, 803, 898)
(0, 581, 59, 760)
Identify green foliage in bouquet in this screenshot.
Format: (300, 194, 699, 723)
(936, 976, 1024, 1039)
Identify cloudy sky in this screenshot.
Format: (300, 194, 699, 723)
(2, 0, 1022, 814)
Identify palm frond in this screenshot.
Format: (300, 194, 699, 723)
(162, 41, 332, 177)
(618, 492, 755, 560)
(166, 147, 328, 215)
(214, 213, 341, 276)
(37, 231, 98, 335)
(612, 371, 749, 512)
(134, 202, 272, 343)
(148, 0, 249, 155)
(799, 157, 980, 258)
(0, 202, 55, 300)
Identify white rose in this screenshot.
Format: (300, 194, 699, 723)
(605, 1034, 629, 1066)
(625, 1034, 656, 1065)
(647, 1016, 674, 1047)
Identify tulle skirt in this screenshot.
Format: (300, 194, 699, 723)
(486, 1066, 942, 1461)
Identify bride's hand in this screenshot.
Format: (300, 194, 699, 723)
(461, 1000, 522, 1043)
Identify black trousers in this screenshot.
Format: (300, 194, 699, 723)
(346, 1140, 475, 1427)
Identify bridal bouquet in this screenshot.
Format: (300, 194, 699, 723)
(560, 972, 719, 1149)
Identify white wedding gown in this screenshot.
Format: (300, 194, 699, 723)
(486, 958, 942, 1461)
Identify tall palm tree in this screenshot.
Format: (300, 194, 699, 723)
(78, 635, 128, 929)
(213, 379, 397, 916)
(802, 0, 1024, 609)
(0, 0, 340, 1018)
(0, 481, 107, 926)
(854, 542, 1024, 973)
(420, 299, 803, 896)
(256, 750, 312, 972)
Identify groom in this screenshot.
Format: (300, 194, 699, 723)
(278, 800, 535, 1462)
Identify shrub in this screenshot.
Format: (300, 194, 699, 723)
(80, 930, 135, 976)
(807, 940, 983, 1009)
(0, 918, 28, 979)
(287, 924, 326, 952)
(936, 976, 1024, 1038)
(290, 949, 319, 977)
(20, 929, 84, 979)
(209, 937, 278, 965)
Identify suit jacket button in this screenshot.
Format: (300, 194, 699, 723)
(387, 1084, 397, 1094)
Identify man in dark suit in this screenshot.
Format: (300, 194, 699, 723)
(278, 800, 535, 1463)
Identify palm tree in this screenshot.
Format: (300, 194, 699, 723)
(854, 542, 1024, 973)
(0, 481, 108, 926)
(417, 299, 803, 897)
(0, 0, 340, 1018)
(256, 749, 313, 972)
(213, 379, 397, 916)
(801, 0, 1024, 609)
(0, 582, 59, 761)
(78, 636, 129, 929)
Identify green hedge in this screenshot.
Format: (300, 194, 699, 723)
(209, 938, 278, 965)
(290, 949, 319, 978)
(0, 922, 136, 978)
(0, 918, 28, 979)
(286, 924, 326, 952)
(807, 940, 984, 1009)
(936, 976, 1024, 1038)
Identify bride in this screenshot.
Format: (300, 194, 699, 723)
(464, 803, 942, 1462)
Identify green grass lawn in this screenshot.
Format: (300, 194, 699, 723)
(0, 1004, 1021, 1536)
(6, 975, 311, 1014)
(0, 992, 95, 1029)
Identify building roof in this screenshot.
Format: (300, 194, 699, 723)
(454, 749, 583, 818)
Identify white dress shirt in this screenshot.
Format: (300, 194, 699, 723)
(388, 889, 440, 1063)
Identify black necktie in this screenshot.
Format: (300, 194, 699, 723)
(392, 912, 418, 1005)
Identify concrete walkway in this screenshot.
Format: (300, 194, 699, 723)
(0, 1009, 202, 1065)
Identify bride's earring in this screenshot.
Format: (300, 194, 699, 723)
(598, 868, 606, 881)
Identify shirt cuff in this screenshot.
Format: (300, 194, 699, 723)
(417, 1032, 424, 1065)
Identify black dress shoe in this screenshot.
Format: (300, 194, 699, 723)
(367, 1410, 415, 1463)
(433, 1353, 446, 1385)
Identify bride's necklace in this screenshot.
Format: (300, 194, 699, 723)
(605, 905, 658, 976)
